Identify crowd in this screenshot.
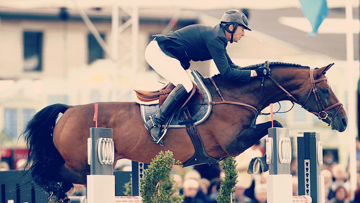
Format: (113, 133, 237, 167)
(171, 138, 360, 203)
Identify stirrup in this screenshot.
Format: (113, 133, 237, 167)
(150, 129, 165, 146)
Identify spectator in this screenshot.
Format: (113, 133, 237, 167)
(0, 162, 10, 171)
(199, 178, 210, 196)
(180, 170, 207, 203)
(252, 184, 267, 203)
(329, 164, 350, 200)
(185, 170, 201, 182)
(235, 150, 258, 200)
(329, 185, 350, 203)
(173, 174, 183, 189)
(182, 179, 205, 203)
(353, 184, 360, 203)
(290, 157, 298, 176)
(234, 181, 252, 203)
(324, 151, 337, 170)
(322, 169, 333, 203)
(207, 179, 222, 203)
(16, 159, 28, 170)
(194, 163, 221, 181)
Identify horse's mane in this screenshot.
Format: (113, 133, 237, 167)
(211, 62, 310, 80)
(240, 61, 307, 70)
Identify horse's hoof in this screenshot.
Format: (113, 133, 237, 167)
(65, 186, 75, 197)
(59, 196, 71, 203)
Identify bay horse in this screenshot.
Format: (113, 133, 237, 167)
(23, 62, 347, 202)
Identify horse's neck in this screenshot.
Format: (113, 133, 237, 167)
(260, 67, 307, 109)
(207, 67, 307, 112)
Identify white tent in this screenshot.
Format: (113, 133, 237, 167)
(0, 0, 358, 9)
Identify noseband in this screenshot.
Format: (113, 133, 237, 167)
(269, 68, 343, 126)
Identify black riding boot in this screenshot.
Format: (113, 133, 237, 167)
(145, 84, 188, 146)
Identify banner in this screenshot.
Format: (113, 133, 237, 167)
(299, 0, 329, 37)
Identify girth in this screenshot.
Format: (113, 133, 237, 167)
(181, 108, 221, 167)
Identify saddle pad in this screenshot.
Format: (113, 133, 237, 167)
(140, 70, 212, 128)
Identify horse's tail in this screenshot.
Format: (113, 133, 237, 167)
(23, 103, 69, 191)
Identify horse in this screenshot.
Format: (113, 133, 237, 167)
(23, 62, 347, 202)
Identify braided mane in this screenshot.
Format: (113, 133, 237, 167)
(241, 62, 307, 70)
(210, 61, 309, 80)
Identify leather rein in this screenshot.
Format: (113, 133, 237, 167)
(205, 68, 343, 126)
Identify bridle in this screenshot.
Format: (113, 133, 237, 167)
(208, 68, 343, 126)
(268, 68, 343, 126)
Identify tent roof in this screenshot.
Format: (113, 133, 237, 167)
(0, 0, 358, 10)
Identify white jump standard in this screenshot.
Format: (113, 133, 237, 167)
(265, 128, 324, 203)
(87, 127, 115, 203)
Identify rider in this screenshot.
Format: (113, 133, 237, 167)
(144, 9, 271, 145)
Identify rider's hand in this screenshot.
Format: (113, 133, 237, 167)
(255, 67, 271, 78)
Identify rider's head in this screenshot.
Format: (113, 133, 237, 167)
(220, 9, 251, 43)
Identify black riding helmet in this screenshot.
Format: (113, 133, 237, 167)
(220, 9, 251, 43)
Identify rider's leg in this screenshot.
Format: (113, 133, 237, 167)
(145, 40, 194, 145)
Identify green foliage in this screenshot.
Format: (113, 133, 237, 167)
(216, 157, 238, 203)
(123, 177, 132, 196)
(140, 150, 183, 203)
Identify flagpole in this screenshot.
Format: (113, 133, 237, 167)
(345, 0, 358, 199)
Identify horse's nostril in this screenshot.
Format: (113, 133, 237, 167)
(342, 118, 347, 128)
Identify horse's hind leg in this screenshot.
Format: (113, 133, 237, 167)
(51, 164, 88, 202)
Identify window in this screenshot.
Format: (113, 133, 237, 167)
(88, 33, 105, 64)
(4, 108, 18, 138)
(23, 109, 35, 129)
(23, 31, 43, 71)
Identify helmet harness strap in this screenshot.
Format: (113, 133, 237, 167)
(224, 23, 238, 43)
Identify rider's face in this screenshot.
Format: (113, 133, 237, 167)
(226, 25, 245, 43)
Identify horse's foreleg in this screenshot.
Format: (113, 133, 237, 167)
(226, 120, 283, 156)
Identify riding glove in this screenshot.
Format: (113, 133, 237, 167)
(255, 67, 271, 77)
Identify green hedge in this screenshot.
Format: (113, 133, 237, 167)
(140, 150, 183, 203)
(216, 157, 238, 203)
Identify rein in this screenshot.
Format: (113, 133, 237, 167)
(268, 68, 342, 126)
(203, 68, 342, 127)
(202, 78, 258, 114)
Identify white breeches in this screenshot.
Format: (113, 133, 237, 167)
(145, 40, 194, 93)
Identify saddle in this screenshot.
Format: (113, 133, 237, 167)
(135, 70, 212, 128)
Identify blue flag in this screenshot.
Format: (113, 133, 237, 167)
(299, 0, 329, 37)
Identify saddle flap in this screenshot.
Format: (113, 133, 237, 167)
(134, 83, 175, 103)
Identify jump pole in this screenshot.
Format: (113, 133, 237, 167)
(87, 103, 115, 203)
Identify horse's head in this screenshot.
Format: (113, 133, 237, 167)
(292, 63, 347, 132)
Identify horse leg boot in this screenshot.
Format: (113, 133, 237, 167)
(145, 84, 189, 146)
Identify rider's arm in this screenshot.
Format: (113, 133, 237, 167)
(225, 53, 257, 77)
(207, 39, 252, 82)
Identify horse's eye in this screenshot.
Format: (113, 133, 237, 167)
(321, 88, 329, 94)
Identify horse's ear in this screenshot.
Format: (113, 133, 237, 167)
(315, 63, 334, 78)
